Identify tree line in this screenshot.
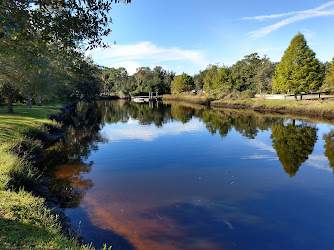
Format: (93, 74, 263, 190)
(99, 33, 334, 99)
(2, 3, 334, 115)
(101, 66, 175, 96)
(0, 0, 131, 113)
(171, 33, 334, 98)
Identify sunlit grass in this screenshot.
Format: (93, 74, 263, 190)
(0, 103, 94, 249)
(0, 189, 93, 249)
(0, 104, 63, 143)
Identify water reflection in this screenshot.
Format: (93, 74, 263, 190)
(44, 102, 103, 208)
(99, 100, 172, 127)
(43, 100, 334, 249)
(323, 130, 334, 172)
(271, 121, 318, 176)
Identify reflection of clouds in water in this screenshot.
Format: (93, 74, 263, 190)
(242, 140, 278, 162)
(306, 155, 331, 172)
(102, 119, 202, 142)
(246, 140, 332, 173)
(242, 154, 278, 161)
(83, 191, 262, 250)
(249, 140, 276, 153)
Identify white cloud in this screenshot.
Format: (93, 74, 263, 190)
(244, 1, 334, 38)
(112, 61, 141, 75)
(88, 41, 208, 71)
(242, 11, 300, 21)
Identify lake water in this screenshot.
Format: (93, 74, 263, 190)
(44, 100, 334, 249)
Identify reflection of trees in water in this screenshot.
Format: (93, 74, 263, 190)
(323, 130, 334, 172)
(271, 121, 318, 177)
(98, 100, 172, 127)
(44, 100, 323, 206)
(170, 104, 281, 139)
(98, 100, 282, 140)
(44, 102, 103, 208)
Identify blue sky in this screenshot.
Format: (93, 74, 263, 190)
(88, 0, 334, 75)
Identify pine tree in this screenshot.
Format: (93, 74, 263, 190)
(273, 33, 322, 94)
(321, 58, 334, 92)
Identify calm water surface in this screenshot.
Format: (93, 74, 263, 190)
(44, 100, 334, 249)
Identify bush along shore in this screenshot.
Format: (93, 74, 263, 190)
(0, 103, 95, 249)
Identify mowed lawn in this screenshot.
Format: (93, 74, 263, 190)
(0, 104, 64, 144)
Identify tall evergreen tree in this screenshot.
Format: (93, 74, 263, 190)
(273, 33, 322, 93)
(321, 58, 334, 93)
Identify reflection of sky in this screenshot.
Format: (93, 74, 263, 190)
(243, 131, 333, 173)
(61, 114, 334, 249)
(101, 118, 203, 142)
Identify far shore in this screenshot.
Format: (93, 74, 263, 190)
(163, 94, 334, 119)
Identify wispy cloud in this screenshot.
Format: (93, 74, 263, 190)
(88, 41, 208, 73)
(244, 1, 334, 38)
(242, 11, 300, 21)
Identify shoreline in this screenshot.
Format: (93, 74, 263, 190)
(0, 103, 91, 249)
(211, 99, 334, 119)
(163, 94, 334, 119)
(35, 103, 82, 242)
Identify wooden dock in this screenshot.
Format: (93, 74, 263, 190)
(132, 92, 163, 102)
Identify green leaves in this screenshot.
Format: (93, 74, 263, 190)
(321, 58, 334, 92)
(203, 66, 232, 94)
(273, 33, 322, 93)
(171, 73, 194, 94)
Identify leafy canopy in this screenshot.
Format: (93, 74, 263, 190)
(171, 73, 194, 94)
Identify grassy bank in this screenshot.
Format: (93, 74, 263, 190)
(164, 93, 334, 118)
(0, 104, 93, 249)
(163, 93, 212, 105)
(0, 190, 92, 249)
(211, 98, 334, 118)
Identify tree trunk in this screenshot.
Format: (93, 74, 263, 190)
(37, 95, 42, 106)
(8, 88, 14, 114)
(28, 91, 32, 108)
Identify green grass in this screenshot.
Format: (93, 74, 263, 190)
(0, 189, 92, 249)
(0, 104, 64, 144)
(0, 103, 95, 249)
